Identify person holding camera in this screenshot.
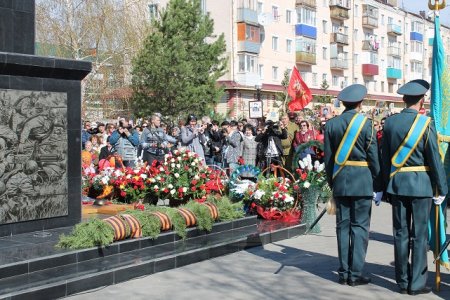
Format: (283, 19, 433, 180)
(140, 113, 177, 165)
(202, 117, 222, 168)
(255, 119, 287, 170)
(181, 114, 206, 163)
(109, 118, 139, 168)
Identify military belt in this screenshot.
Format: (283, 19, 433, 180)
(396, 166, 430, 172)
(343, 160, 369, 167)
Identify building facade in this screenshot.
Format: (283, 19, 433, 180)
(147, 0, 450, 118)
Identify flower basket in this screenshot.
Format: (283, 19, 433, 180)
(300, 186, 321, 233)
(245, 165, 301, 222)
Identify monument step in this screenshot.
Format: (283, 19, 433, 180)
(0, 216, 257, 281)
(0, 217, 305, 299)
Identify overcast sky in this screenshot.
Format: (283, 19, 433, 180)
(402, 0, 450, 25)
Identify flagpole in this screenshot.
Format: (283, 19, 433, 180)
(435, 202, 441, 291)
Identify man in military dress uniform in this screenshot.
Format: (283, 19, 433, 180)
(324, 84, 382, 286)
(381, 79, 447, 295)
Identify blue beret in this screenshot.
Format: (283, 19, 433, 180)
(397, 79, 430, 96)
(337, 84, 367, 103)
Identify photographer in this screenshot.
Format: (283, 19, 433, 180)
(223, 120, 242, 174)
(109, 118, 139, 167)
(140, 113, 177, 165)
(181, 114, 206, 163)
(202, 118, 222, 168)
(255, 119, 287, 170)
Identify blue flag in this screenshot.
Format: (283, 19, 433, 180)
(429, 15, 450, 269)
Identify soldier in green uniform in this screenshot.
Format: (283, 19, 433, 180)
(381, 79, 447, 295)
(324, 84, 382, 286)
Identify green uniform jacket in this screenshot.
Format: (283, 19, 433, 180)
(381, 108, 448, 197)
(324, 109, 381, 197)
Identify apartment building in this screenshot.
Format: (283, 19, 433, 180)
(146, 0, 450, 118)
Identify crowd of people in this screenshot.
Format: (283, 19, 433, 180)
(80, 110, 332, 176)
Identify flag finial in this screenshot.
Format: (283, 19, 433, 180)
(429, 0, 446, 10)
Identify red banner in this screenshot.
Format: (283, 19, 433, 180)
(287, 67, 312, 111)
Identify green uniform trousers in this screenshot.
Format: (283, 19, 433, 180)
(392, 195, 432, 291)
(335, 196, 372, 281)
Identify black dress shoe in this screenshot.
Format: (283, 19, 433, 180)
(399, 288, 407, 294)
(338, 278, 347, 285)
(347, 276, 371, 286)
(408, 286, 432, 296)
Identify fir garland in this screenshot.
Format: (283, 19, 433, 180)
(56, 218, 114, 249)
(184, 201, 214, 232)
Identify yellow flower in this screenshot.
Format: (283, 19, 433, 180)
(119, 184, 125, 189)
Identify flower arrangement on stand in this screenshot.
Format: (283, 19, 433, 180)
(244, 175, 301, 222)
(111, 163, 153, 204)
(294, 154, 328, 233)
(148, 148, 215, 206)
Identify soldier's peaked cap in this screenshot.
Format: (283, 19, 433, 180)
(337, 84, 367, 103)
(397, 79, 430, 96)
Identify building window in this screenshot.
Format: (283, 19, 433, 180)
(353, 77, 358, 84)
(257, 1, 263, 14)
(313, 73, 318, 86)
(388, 83, 394, 93)
(322, 47, 327, 60)
(381, 14, 384, 25)
(286, 39, 292, 53)
(272, 66, 278, 80)
(301, 71, 308, 82)
(238, 23, 261, 43)
(411, 61, 423, 73)
(238, 53, 258, 73)
(388, 16, 393, 25)
(272, 36, 279, 51)
(410, 41, 423, 53)
(323, 0, 327, 7)
(272, 5, 280, 21)
(286, 10, 292, 24)
(381, 81, 385, 93)
(332, 75, 338, 87)
(364, 81, 369, 89)
(296, 37, 316, 53)
(381, 37, 384, 48)
(344, 77, 348, 87)
(322, 20, 327, 34)
(354, 29, 358, 41)
(322, 73, 327, 82)
(297, 7, 316, 26)
(354, 4, 359, 17)
(353, 53, 358, 65)
(149, 4, 159, 19)
(411, 21, 424, 34)
(374, 80, 377, 92)
(259, 64, 264, 79)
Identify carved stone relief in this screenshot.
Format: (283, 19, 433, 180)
(0, 89, 68, 224)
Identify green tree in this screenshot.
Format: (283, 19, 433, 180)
(131, 0, 227, 118)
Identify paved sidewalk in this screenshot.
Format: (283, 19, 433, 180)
(68, 203, 450, 300)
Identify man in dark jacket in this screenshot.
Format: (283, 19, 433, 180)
(324, 84, 381, 287)
(381, 79, 448, 295)
(255, 119, 287, 170)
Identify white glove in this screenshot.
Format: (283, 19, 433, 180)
(433, 195, 446, 205)
(373, 192, 383, 206)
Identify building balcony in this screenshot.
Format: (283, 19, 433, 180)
(330, 6, 349, 20)
(330, 58, 348, 69)
(362, 40, 379, 52)
(387, 68, 402, 79)
(236, 8, 258, 25)
(387, 24, 402, 35)
(387, 0, 397, 6)
(296, 0, 316, 9)
(362, 15, 378, 28)
(329, 0, 351, 9)
(410, 31, 423, 42)
(387, 46, 401, 57)
(235, 72, 260, 87)
(330, 32, 349, 45)
(295, 24, 317, 39)
(410, 52, 422, 61)
(362, 64, 379, 76)
(296, 51, 316, 65)
(237, 41, 261, 54)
